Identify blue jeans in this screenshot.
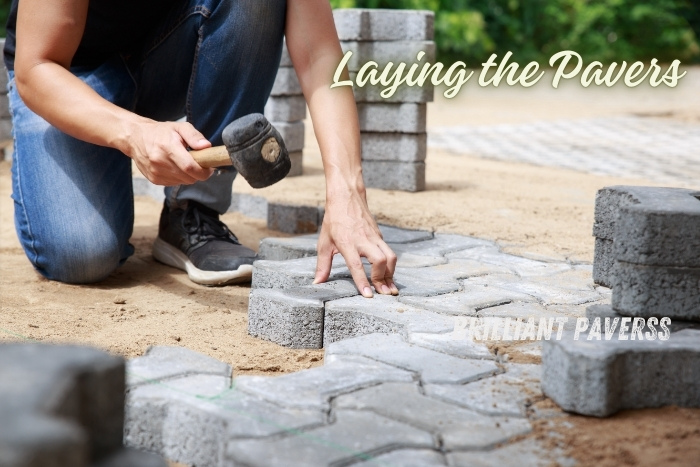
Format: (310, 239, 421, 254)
(8, 0, 286, 283)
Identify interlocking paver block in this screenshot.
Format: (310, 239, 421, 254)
(542, 329, 700, 417)
(467, 274, 601, 306)
(323, 294, 454, 344)
(391, 269, 462, 296)
(333, 9, 435, 41)
(326, 333, 499, 384)
(274, 120, 305, 152)
(228, 192, 267, 219)
(593, 237, 615, 287)
(248, 280, 358, 348)
(267, 202, 323, 234)
(235, 355, 414, 410)
(611, 261, 700, 321)
(399, 284, 532, 315)
(362, 160, 425, 192)
(270, 67, 302, 96)
(264, 95, 306, 122)
(424, 363, 542, 417)
(258, 235, 318, 261)
(400, 234, 496, 257)
(480, 302, 579, 330)
(251, 256, 350, 289)
(397, 259, 514, 283)
(225, 410, 433, 467)
(586, 304, 700, 333)
(446, 439, 554, 467)
(335, 383, 531, 450)
(352, 73, 435, 103)
(126, 345, 231, 387)
(447, 248, 571, 277)
(340, 41, 436, 72)
(125, 375, 324, 467)
(361, 132, 427, 162)
(357, 102, 426, 133)
(407, 331, 495, 360)
(353, 449, 446, 466)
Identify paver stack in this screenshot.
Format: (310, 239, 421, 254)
(265, 41, 305, 177)
(333, 9, 435, 192)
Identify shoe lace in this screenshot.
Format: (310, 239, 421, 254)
(182, 203, 240, 244)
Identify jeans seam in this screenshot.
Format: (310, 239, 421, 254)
(119, 54, 140, 112)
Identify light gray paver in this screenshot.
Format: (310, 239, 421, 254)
(352, 74, 435, 103)
(398, 284, 532, 316)
(334, 383, 531, 451)
(392, 270, 462, 296)
(446, 439, 555, 467)
(447, 248, 571, 278)
(333, 9, 435, 41)
(270, 67, 302, 96)
(264, 95, 306, 122)
(228, 192, 267, 219)
(586, 304, 700, 333)
(357, 102, 427, 133)
(424, 364, 542, 417)
(393, 233, 496, 257)
(323, 294, 455, 344)
(126, 346, 231, 387)
(362, 160, 426, 192)
(252, 256, 350, 289)
(340, 41, 436, 72)
(248, 280, 358, 348)
(258, 235, 318, 261)
(325, 333, 499, 384)
(225, 410, 433, 467)
(361, 132, 427, 162)
(274, 120, 304, 153)
(234, 355, 414, 411)
(353, 449, 446, 466)
(288, 151, 303, 177)
(542, 329, 700, 417)
(466, 274, 601, 306)
(397, 259, 514, 283)
(407, 331, 495, 360)
(266, 202, 323, 234)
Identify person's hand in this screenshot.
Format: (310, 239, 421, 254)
(125, 120, 214, 186)
(314, 190, 399, 298)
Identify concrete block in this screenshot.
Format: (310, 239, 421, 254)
(323, 294, 454, 344)
(351, 72, 434, 103)
(397, 259, 514, 283)
(466, 274, 601, 306)
(611, 261, 700, 321)
(394, 233, 495, 257)
(234, 355, 414, 410)
(248, 280, 358, 348)
(251, 256, 350, 289)
(424, 363, 541, 417)
(361, 132, 427, 162)
(407, 331, 495, 360)
(392, 269, 462, 296)
(362, 160, 425, 192)
(446, 439, 554, 467)
(399, 284, 532, 316)
(593, 237, 615, 287)
(264, 95, 306, 122)
(326, 333, 499, 384)
(275, 120, 304, 152)
(288, 150, 303, 177)
(542, 329, 700, 417)
(258, 235, 317, 261)
(270, 67, 302, 96)
(126, 345, 232, 387)
(353, 449, 446, 467)
(334, 382, 531, 450)
(92, 448, 167, 467)
(267, 201, 322, 234)
(377, 224, 433, 243)
(357, 102, 426, 133)
(340, 41, 436, 72)
(227, 192, 268, 219)
(333, 9, 435, 41)
(586, 304, 700, 333)
(0, 118, 13, 142)
(447, 248, 571, 278)
(225, 410, 433, 467)
(0, 94, 9, 119)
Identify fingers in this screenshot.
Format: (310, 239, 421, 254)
(170, 144, 214, 183)
(177, 122, 211, 151)
(314, 235, 335, 285)
(377, 242, 399, 295)
(342, 249, 374, 298)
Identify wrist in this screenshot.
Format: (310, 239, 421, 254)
(325, 165, 366, 200)
(111, 115, 152, 157)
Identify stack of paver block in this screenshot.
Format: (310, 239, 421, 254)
(0, 343, 166, 467)
(1, 38, 12, 146)
(542, 185, 700, 417)
(266, 41, 305, 177)
(333, 9, 435, 192)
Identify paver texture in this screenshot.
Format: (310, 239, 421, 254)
(333, 9, 435, 42)
(126, 345, 232, 387)
(357, 102, 427, 133)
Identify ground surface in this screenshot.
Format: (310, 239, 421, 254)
(2, 67, 699, 466)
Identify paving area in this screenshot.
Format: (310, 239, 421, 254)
(125, 226, 608, 466)
(429, 116, 700, 187)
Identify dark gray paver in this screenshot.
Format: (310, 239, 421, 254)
(267, 202, 323, 234)
(542, 329, 700, 416)
(225, 410, 434, 467)
(126, 345, 231, 387)
(334, 383, 532, 451)
(325, 333, 499, 384)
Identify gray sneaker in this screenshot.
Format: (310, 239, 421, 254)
(152, 201, 256, 285)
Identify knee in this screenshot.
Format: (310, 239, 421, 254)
(33, 230, 125, 284)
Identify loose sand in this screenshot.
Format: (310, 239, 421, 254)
(2, 67, 699, 466)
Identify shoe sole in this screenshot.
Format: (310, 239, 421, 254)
(152, 238, 254, 286)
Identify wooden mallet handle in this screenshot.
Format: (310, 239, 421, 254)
(189, 146, 232, 168)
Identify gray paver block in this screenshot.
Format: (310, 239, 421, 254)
(392, 270, 462, 296)
(447, 248, 571, 278)
(399, 284, 532, 316)
(288, 150, 303, 177)
(542, 329, 700, 416)
(586, 304, 700, 333)
(361, 132, 427, 162)
(235, 355, 414, 411)
(248, 280, 358, 348)
(126, 345, 231, 387)
(377, 224, 434, 244)
(467, 274, 601, 306)
(611, 261, 700, 321)
(227, 192, 268, 219)
(323, 294, 454, 344)
(270, 67, 302, 96)
(407, 331, 495, 360)
(354, 449, 446, 466)
(225, 409, 433, 467)
(357, 102, 426, 133)
(274, 120, 304, 152)
(362, 160, 425, 192)
(340, 41, 436, 72)
(424, 363, 542, 417)
(326, 333, 499, 384)
(446, 439, 553, 467)
(351, 72, 435, 103)
(333, 9, 435, 41)
(264, 95, 306, 122)
(397, 259, 514, 283)
(593, 237, 615, 287)
(251, 256, 350, 289)
(126, 375, 324, 467)
(335, 382, 531, 451)
(267, 202, 322, 234)
(396, 234, 496, 257)
(92, 448, 167, 467)
(258, 235, 318, 261)
(479, 302, 580, 332)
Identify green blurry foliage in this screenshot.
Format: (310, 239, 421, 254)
(331, 0, 700, 64)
